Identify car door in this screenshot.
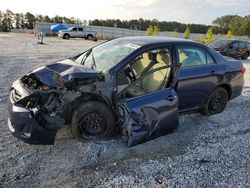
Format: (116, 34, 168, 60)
(239, 42, 247, 57)
(71, 27, 78, 37)
(116, 62, 180, 146)
(78, 28, 84, 38)
(228, 41, 239, 58)
(176, 45, 224, 111)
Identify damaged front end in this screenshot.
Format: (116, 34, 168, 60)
(8, 60, 101, 144)
(9, 80, 80, 144)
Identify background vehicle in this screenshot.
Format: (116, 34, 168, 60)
(8, 37, 245, 146)
(209, 39, 250, 60)
(58, 27, 97, 40)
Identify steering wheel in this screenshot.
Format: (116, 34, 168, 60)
(125, 64, 137, 82)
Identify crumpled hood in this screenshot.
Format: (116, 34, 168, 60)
(26, 59, 100, 87)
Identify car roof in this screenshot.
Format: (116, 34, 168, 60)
(114, 36, 198, 46)
(217, 39, 247, 43)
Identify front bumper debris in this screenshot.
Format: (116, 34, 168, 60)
(8, 103, 58, 144)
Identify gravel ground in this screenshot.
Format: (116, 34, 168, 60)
(0, 33, 249, 188)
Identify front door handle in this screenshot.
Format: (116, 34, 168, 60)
(166, 95, 177, 101)
(209, 71, 216, 76)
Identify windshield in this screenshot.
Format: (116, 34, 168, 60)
(75, 39, 141, 72)
(209, 40, 231, 49)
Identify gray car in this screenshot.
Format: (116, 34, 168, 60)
(58, 27, 97, 40)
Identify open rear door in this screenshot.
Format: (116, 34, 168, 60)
(117, 65, 180, 146)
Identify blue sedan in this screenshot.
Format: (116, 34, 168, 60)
(8, 37, 245, 146)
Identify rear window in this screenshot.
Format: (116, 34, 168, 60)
(209, 40, 231, 48)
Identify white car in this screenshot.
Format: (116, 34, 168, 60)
(58, 27, 97, 40)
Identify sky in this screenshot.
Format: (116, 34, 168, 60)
(0, 0, 249, 25)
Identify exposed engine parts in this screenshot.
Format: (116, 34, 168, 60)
(21, 74, 50, 90)
(14, 87, 81, 130)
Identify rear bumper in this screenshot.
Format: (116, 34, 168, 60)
(8, 103, 57, 145)
(230, 85, 243, 100)
(230, 73, 244, 100)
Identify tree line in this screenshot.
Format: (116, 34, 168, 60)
(89, 18, 210, 34)
(0, 9, 249, 37)
(212, 15, 250, 37)
(0, 9, 85, 32)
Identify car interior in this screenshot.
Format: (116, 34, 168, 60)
(117, 49, 172, 99)
(178, 48, 206, 67)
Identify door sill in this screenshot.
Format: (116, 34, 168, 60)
(179, 107, 200, 114)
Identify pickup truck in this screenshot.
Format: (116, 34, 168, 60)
(58, 27, 97, 40)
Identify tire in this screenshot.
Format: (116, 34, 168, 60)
(242, 52, 249, 60)
(70, 101, 115, 140)
(63, 34, 70, 40)
(203, 87, 228, 116)
(87, 34, 93, 40)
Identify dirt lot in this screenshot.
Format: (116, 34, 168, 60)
(0, 33, 249, 188)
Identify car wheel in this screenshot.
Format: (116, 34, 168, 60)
(87, 34, 93, 40)
(243, 52, 249, 60)
(63, 34, 70, 40)
(203, 87, 228, 116)
(70, 101, 115, 140)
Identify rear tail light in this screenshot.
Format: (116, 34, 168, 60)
(241, 66, 246, 75)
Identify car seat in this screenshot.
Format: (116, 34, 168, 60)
(127, 51, 171, 97)
(131, 52, 156, 77)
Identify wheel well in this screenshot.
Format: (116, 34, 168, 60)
(66, 94, 115, 124)
(89, 94, 112, 107)
(64, 33, 70, 37)
(87, 34, 93, 39)
(218, 84, 231, 100)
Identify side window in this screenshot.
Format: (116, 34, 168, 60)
(231, 42, 239, 48)
(177, 46, 206, 68)
(78, 28, 83, 32)
(116, 48, 173, 98)
(72, 27, 77, 31)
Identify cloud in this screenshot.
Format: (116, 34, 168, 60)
(109, 0, 157, 9)
(106, 0, 250, 24)
(0, 0, 249, 24)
